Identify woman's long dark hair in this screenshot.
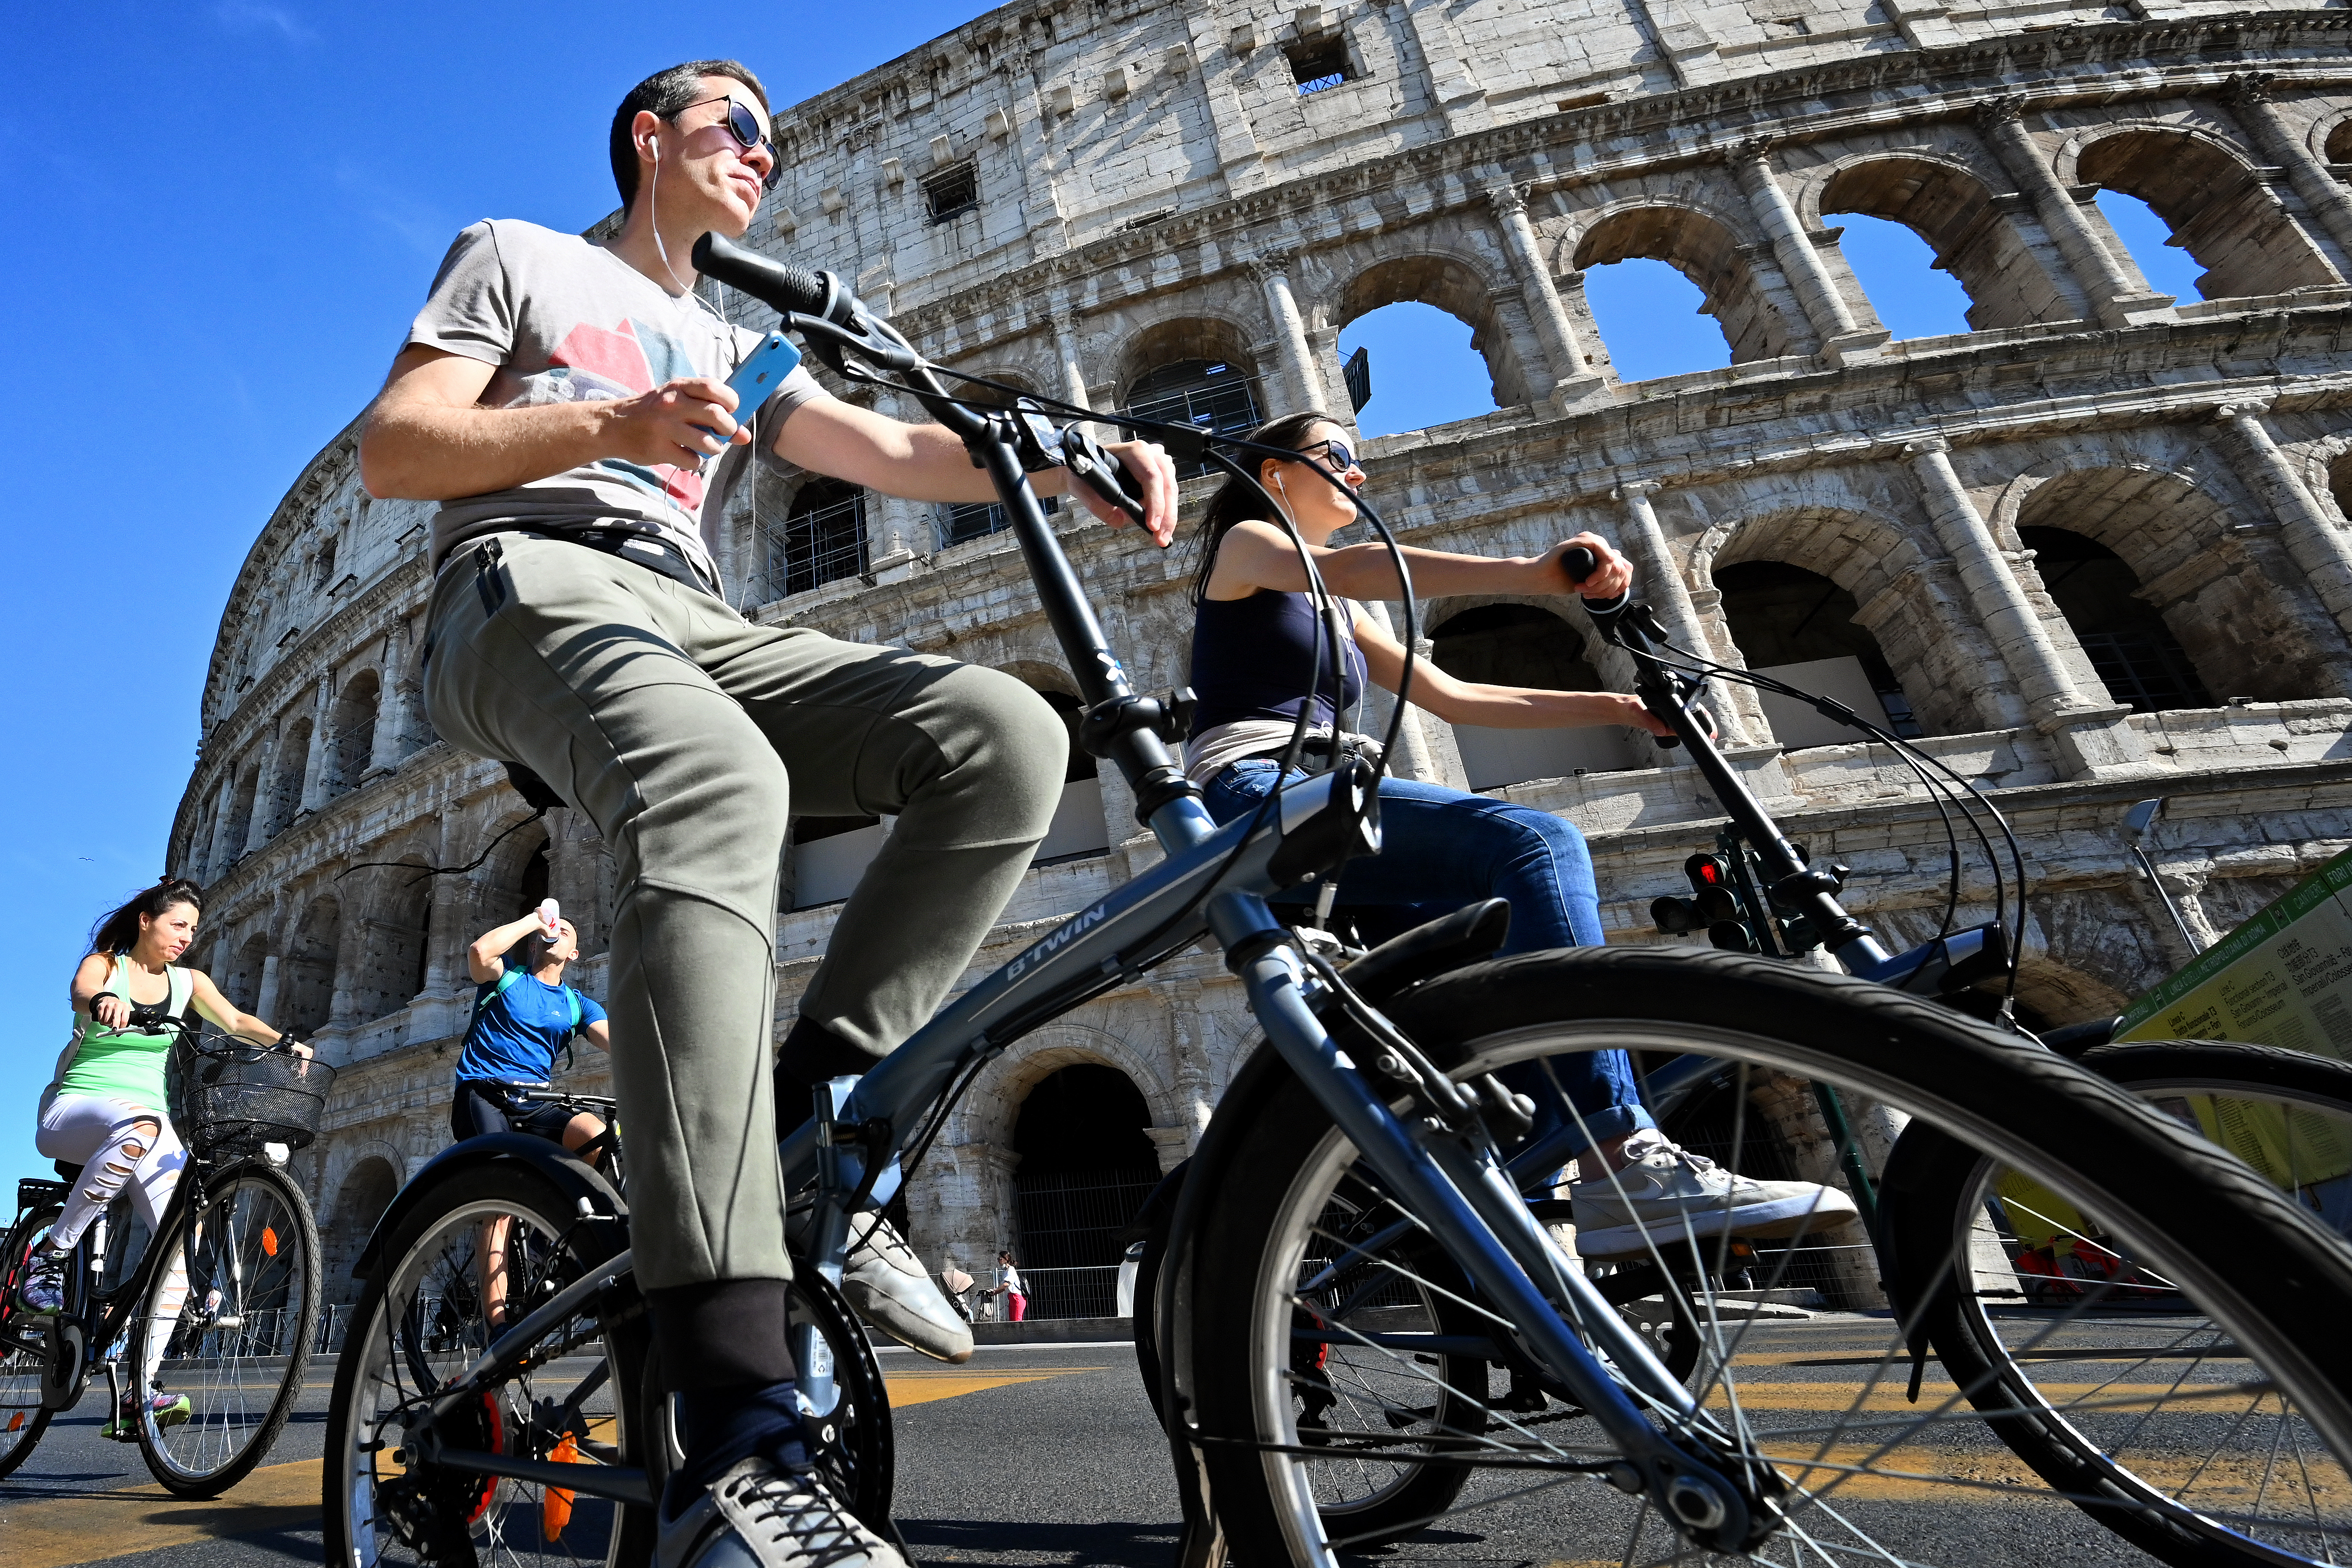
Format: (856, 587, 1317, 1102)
(1189, 410, 1338, 602)
(89, 878, 204, 959)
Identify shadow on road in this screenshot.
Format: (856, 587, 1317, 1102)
(898, 1515, 1178, 1564)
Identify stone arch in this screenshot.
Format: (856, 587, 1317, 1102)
(2006, 465, 2336, 703)
(329, 669, 381, 797)
(323, 1151, 401, 1307)
(2073, 127, 2336, 300)
(1816, 155, 2074, 331)
(1701, 504, 1981, 736)
(351, 851, 437, 1022)
(752, 476, 868, 604)
(948, 1021, 1176, 1160)
(1113, 314, 1264, 405)
(281, 894, 341, 1035)
(2326, 116, 2352, 167)
(260, 717, 312, 841)
(2015, 526, 2210, 713)
(1333, 251, 1531, 411)
(1572, 202, 1800, 365)
(1421, 597, 1639, 785)
(223, 761, 261, 867)
(224, 931, 270, 1014)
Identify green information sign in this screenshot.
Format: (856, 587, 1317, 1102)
(2115, 845, 2352, 1057)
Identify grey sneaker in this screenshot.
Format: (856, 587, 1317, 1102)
(789, 1208, 973, 1364)
(11, 1244, 66, 1316)
(658, 1456, 905, 1568)
(1567, 1130, 1858, 1258)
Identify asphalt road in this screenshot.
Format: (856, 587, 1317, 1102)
(0, 1321, 2205, 1568)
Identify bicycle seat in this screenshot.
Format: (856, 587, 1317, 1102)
(53, 1161, 83, 1182)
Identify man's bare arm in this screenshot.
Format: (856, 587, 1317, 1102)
(774, 394, 1178, 546)
(358, 345, 754, 501)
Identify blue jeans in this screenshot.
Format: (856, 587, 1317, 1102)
(1204, 760, 1654, 1155)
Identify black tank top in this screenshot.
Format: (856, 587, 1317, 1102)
(1188, 588, 1367, 736)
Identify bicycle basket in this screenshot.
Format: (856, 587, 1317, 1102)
(168, 1035, 338, 1159)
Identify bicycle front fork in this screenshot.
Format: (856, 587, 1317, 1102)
(1241, 942, 1780, 1554)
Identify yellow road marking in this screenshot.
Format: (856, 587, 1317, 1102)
(1704, 1380, 2263, 1413)
(1, 1457, 324, 1568)
(0, 1367, 1105, 1566)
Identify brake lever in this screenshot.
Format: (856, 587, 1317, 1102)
(1561, 545, 1682, 746)
(1062, 425, 1148, 528)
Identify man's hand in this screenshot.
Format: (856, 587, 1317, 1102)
(609, 377, 754, 471)
(1075, 438, 1179, 548)
(1537, 532, 1636, 600)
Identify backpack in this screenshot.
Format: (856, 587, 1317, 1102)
(473, 968, 586, 1070)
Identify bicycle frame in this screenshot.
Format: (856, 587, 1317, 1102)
(405, 308, 1785, 1546)
(11, 1153, 204, 1414)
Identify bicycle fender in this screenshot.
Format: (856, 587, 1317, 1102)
(351, 1133, 627, 1283)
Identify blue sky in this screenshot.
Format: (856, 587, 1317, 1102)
(0, 4, 2209, 1180)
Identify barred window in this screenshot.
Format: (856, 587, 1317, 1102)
(924, 163, 979, 224)
(1127, 360, 1262, 478)
(1286, 37, 1354, 94)
(752, 479, 869, 604)
(940, 493, 1058, 548)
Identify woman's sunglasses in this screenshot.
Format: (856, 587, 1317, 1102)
(1293, 437, 1358, 473)
(675, 95, 784, 191)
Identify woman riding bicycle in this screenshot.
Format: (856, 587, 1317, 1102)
(21, 877, 304, 1432)
(1186, 411, 1854, 1251)
(450, 902, 612, 1158)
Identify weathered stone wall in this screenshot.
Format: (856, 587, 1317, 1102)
(174, 0, 2352, 1297)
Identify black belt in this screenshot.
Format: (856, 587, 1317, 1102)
(526, 528, 721, 597)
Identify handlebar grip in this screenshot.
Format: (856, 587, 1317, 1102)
(1064, 426, 1148, 526)
(1562, 545, 1599, 583)
(692, 231, 836, 320)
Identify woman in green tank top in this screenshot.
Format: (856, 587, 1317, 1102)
(19, 878, 307, 1434)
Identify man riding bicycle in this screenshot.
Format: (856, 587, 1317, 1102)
(359, 58, 1176, 1568)
(451, 902, 611, 1159)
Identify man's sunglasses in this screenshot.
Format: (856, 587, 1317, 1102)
(1292, 437, 1358, 473)
(675, 95, 783, 191)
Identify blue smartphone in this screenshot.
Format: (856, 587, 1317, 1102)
(693, 331, 804, 449)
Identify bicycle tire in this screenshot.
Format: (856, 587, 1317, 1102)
(1181, 946, 2352, 1567)
(0, 1203, 63, 1478)
(1890, 1037, 2352, 1568)
(324, 1159, 651, 1568)
(130, 1160, 319, 1496)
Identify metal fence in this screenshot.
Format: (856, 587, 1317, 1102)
(960, 1263, 1130, 1322)
(744, 487, 868, 605)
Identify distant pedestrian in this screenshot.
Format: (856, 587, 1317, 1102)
(987, 1250, 1029, 1323)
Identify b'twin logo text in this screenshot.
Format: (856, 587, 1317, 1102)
(1007, 900, 1109, 983)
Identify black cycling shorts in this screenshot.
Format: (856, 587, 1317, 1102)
(451, 1081, 577, 1146)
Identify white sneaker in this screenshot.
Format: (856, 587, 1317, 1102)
(789, 1210, 973, 1364)
(1567, 1130, 1858, 1258)
(658, 1456, 904, 1568)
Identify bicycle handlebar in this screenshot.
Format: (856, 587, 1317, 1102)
(1562, 547, 1889, 967)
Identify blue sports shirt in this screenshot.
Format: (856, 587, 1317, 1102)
(455, 970, 607, 1084)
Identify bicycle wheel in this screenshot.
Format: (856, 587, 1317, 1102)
(131, 1162, 318, 1496)
(324, 1160, 651, 1568)
(0, 1204, 63, 1478)
(1181, 946, 2352, 1567)
(1891, 1037, 2352, 1567)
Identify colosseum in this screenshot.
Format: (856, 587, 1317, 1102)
(172, 0, 2352, 1323)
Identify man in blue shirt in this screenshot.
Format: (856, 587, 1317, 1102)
(452, 905, 611, 1154)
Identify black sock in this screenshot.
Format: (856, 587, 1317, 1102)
(671, 1379, 811, 1498)
(775, 1017, 877, 1142)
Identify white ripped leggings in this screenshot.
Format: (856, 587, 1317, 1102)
(36, 1095, 190, 1386)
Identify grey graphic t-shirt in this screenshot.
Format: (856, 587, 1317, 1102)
(404, 218, 825, 581)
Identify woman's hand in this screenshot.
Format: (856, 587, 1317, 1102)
(287, 1040, 315, 1059)
(1538, 532, 1636, 600)
(87, 993, 128, 1030)
(1606, 693, 1678, 738)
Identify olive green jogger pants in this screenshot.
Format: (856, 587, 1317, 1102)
(423, 532, 1067, 1299)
